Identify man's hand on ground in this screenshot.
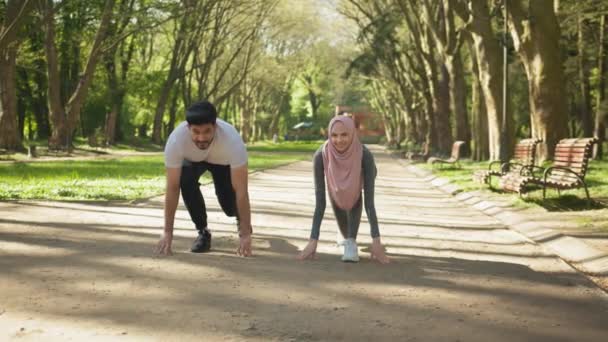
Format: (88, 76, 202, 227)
(237, 233, 252, 257)
(155, 231, 173, 256)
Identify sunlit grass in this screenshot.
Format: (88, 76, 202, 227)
(247, 140, 323, 153)
(416, 158, 608, 211)
(0, 151, 310, 201)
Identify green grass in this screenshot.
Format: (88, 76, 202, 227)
(0, 152, 311, 201)
(417, 159, 608, 211)
(247, 140, 324, 153)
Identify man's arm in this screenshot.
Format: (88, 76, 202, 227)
(156, 167, 181, 255)
(230, 164, 252, 236)
(164, 167, 182, 233)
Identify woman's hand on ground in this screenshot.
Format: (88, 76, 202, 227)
(298, 239, 318, 260)
(370, 237, 390, 264)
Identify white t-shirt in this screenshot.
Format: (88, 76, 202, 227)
(164, 119, 247, 168)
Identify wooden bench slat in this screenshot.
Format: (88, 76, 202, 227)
(553, 162, 587, 170)
(547, 175, 582, 184)
(557, 142, 593, 147)
(515, 144, 535, 149)
(553, 157, 587, 165)
(554, 151, 587, 158)
(555, 147, 589, 153)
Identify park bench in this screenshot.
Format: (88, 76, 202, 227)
(472, 138, 541, 187)
(427, 141, 465, 168)
(499, 137, 598, 205)
(403, 141, 430, 161)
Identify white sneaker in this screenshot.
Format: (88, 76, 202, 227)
(341, 238, 359, 262)
(337, 230, 346, 246)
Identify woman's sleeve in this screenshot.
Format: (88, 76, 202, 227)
(310, 150, 326, 240)
(362, 147, 380, 238)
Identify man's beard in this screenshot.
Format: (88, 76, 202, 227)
(194, 138, 213, 150)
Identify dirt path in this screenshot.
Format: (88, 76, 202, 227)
(1, 147, 607, 341)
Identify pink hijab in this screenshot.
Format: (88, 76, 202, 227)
(322, 116, 363, 210)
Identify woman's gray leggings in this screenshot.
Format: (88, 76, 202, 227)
(330, 195, 362, 239)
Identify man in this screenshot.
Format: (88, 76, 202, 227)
(155, 100, 253, 256)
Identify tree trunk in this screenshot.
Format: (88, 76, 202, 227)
(454, 0, 507, 161)
(239, 106, 250, 143)
(30, 31, 50, 139)
(0, 1, 33, 51)
(472, 69, 489, 161)
(167, 87, 180, 136)
(372, 88, 394, 145)
(42, 0, 68, 150)
(238, 85, 251, 143)
(507, 0, 569, 160)
(268, 76, 293, 137)
(63, 0, 115, 146)
(434, 63, 453, 154)
(0, 45, 21, 150)
(153, 74, 177, 144)
(594, 14, 607, 159)
(17, 71, 27, 139)
(44, 0, 115, 150)
(0, 0, 30, 150)
(467, 35, 489, 161)
(405, 105, 417, 145)
(578, 14, 592, 137)
(250, 99, 259, 142)
(104, 57, 119, 145)
(152, 2, 195, 144)
(446, 51, 470, 156)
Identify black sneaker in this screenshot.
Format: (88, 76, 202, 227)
(191, 229, 212, 253)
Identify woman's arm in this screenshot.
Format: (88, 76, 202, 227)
(362, 147, 390, 263)
(298, 150, 326, 260)
(362, 147, 380, 238)
(310, 150, 326, 240)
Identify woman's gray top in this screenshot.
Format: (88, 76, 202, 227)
(310, 145, 380, 240)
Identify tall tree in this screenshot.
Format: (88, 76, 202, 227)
(577, 13, 592, 137)
(0, 0, 32, 150)
(42, 0, 116, 150)
(594, 14, 607, 159)
(398, 0, 453, 154)
(507, 0, 569, 160)
(151, 0, 207, 144)
(453, 0, 511, 161)
(103, 0, 136, 145)
(422, 0, 470, 155)
(466, 32, 489, 160)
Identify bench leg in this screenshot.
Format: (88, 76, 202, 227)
(583, 182, 592, 208)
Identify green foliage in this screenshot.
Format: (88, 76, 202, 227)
(81, 79, 110, 136)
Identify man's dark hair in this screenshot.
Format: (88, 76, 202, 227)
(186, 100, 217, 125)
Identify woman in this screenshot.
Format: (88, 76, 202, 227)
(298, 115, 390, 264)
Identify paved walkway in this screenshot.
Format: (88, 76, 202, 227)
(1, 146, 608, 341)
(393, 147, 608, 289)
